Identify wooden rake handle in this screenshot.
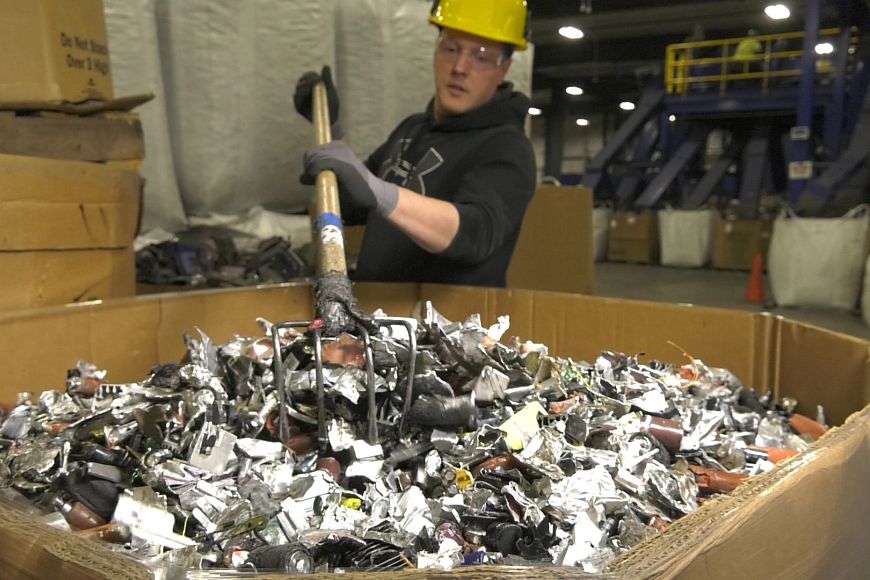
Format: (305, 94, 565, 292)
(311, 82, 348, 279)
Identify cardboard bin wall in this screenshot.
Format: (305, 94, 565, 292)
(0, 283, 868, 579)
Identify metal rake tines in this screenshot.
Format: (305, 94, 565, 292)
(270, 316, 418, 450)
(345, 539, 409, 571)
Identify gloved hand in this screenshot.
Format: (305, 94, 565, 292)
(302, 141, 399, 216)
(294, 65, 343, 138)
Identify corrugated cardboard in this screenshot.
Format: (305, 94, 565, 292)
(607, 211, 659, 264)
(0, 284, 867, 578)
(0, 154, 142, 251)
(342, 186, 596, 294)
(0, 113, 143, 161)
(713, 219, 773, 270)
(507, 186, 594, 294)
(0, 247, 134, 310)
(0, 0, 113, 106)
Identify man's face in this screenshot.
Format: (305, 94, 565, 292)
(433, 28, 512, 121)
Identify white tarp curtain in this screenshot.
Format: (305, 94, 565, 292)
(105, 0, 534, 234)
(103, 0, 187, 233)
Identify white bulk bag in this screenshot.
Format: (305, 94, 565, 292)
(768, 206, 869, 309)
(592, 207, 611, 262)
(658, 209, 717, 267)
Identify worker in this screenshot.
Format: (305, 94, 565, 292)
(294, 0, 536, 288)
(734, 29, 763, 61)
(734, 29, 763, 70)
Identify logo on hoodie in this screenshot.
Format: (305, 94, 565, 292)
(379, 139, 444, 197)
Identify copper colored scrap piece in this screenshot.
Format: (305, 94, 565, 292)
(788, 413, 828, 440)
(747, 445, 799, 464)
(320, 334, 367, 368)
(470, 454, 518, 478)
(647, 516, 670, 533)
(286, 433, 319, 455)
(244, 337, 274, 363)
(643, 416, 683, 453)
(689, 465, 748, 494)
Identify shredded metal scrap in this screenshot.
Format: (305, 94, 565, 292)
(0, 303, 828, 575)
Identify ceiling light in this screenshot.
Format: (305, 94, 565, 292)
(565, 86, 584, 96)
(669, 114, 677, 122)
(559, 26, 584, 40)
(815, 42, 834, 55)
(576, 118, 590, 126)
(528, 107, 542, 116)
(764, 4, 790, 20)
(619, 101, 636, 111)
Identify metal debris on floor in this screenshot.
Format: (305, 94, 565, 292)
(0, 302, 828, 574)
(136, 226, 313, 288)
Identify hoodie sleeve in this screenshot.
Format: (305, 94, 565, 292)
(438, 127, 536, 264)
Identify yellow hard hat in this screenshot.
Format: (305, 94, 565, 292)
(429, 0, 529, 51)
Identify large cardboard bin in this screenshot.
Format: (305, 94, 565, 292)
(0, 0, 113, 106)
(0, 283, 868, 579)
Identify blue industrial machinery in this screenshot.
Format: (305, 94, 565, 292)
(580, 0, 870, 214)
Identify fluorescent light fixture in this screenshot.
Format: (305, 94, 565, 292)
(619, 101, 636, 111)
(669, 114, 677, 122)
(576, 118, 590, 126)
(565, 86, 584, 96)
(764, 4, 790, 20)
(815, 42, 834, 55)
(559, 26, 584, 40)
(528, 107, 542, 116)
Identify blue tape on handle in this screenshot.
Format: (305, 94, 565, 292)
(316, 213, 343, 232)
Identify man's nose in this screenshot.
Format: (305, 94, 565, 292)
(450, 49, 472, 74)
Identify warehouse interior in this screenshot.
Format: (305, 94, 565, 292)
(1, 0, 870, 578)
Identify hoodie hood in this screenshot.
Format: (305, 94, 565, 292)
(425, 83, 530, 132)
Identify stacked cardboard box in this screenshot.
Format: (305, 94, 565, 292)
(0, 154, 142, 311)
(0, 0, 143, 311)
(0, 0, 114, 107)
(712, 218, 773, 270)
(607, 211, 659, 264)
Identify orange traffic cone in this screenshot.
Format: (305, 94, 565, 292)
(745, 252, 765, 304)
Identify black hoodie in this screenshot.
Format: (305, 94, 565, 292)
(344, 83, 536, 288)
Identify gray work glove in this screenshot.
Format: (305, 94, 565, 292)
(302, 141, 399, 216)
(293, 65, 343, 139)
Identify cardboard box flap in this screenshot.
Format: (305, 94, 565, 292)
(0, 498, 150, 580)
(507, 186, 595, 294)
(611, 404, 870, 579)
(775, 318, 870, 425)
(0, 154, 141, 250)
(0, 93, 154, 114)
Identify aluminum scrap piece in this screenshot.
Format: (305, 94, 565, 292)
(0, 300, 826, 575)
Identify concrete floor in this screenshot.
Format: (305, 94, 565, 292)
(594, 263, 870, 340)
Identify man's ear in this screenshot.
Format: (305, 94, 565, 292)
(499, 58, 513, 80)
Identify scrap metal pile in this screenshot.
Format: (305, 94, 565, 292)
(0, 303, 828, 574)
